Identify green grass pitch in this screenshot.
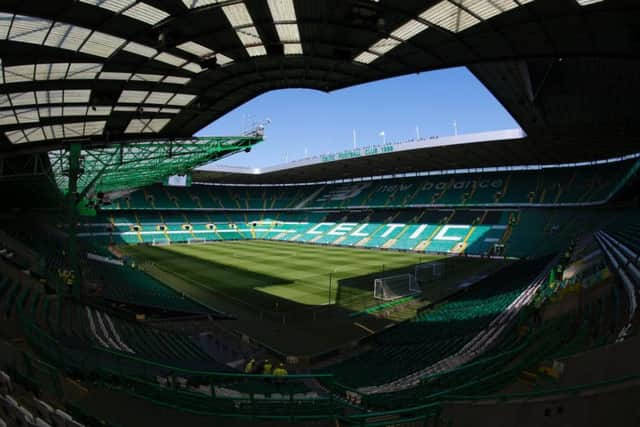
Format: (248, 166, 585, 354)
(121, 240, 440, 314)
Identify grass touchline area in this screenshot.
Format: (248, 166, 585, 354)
(117, 240, 501, 355)
(121, 240, 437, 310)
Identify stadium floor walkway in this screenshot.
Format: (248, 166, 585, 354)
(226, 314, 393, 356)
(74, 387, 288, 427)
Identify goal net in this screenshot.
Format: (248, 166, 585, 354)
(373, 274, 420, 301)
(151, 238, 171, 246)
(414, 262, 445, 286)
(187, 237, 207, 245)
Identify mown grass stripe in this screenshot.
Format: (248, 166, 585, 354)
(122, 241, 441, 308)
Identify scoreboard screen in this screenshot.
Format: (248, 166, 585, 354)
(165, 174, 192, 187)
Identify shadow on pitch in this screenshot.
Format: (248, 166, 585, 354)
(129, 244, 295, 289)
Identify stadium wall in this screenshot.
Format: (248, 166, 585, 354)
(79, 207, 609, 259)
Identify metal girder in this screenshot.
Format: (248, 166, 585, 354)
(0, 152, 50, 180)
(47, 134, 263, 198)
(66, 142, 81, 295)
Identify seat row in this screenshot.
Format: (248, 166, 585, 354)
(0, 370, 84, 427)
(328, 257, 550, 389)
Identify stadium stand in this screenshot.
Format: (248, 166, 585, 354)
(0, 368, 87, 427)
(361, 288, 623, 409)
(81, 207, 596, 259)
(81, 159, 640, 267)
(327, 257, 552, 390)
(1, 2, 640, 423)
(1, 146, 639, 426)
(594, 209, 640, 340)
(14, 207, 629, 421)
(88, 261, 210, 314)
(0, 256, 229, 376)
(107, 160, 639, 212)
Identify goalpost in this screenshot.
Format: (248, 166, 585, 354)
(414, 261, 445, 286)
(373, 274, 420, 301)
(151, 238, 171, 246)
(187, 237, 207, 245)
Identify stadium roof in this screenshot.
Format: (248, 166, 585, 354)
(194, 129, 525, 183)
(0, 0, 639, 164)
(50, 135, 262, 196)
(193, 129, 640, 184)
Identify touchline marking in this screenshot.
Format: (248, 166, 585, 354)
(154, 265, 263, 313)
(353, 322, 376, 334)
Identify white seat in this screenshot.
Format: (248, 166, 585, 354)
(34, 418, 52, 427)
(66, 419, 85, 427)
(54, 410, 72, 421)
(5, 395, 19, 412)
(0, 395, 10, 419)
(16, 406, 35, 426)
(0, 372, 11, 394)
(51, 409, 73, 427)
(32, 398, 53, 423)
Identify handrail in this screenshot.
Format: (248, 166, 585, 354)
(102, 383, 336, 421)
(338, 402, 441, 420)
(11, 322, 640, 426)
(417, 337, 531, 386)
(4, 256, 637, 425)
(605, 158, 640, 202)
(444, 373, 640, 402)
(19, 311, 333, 380)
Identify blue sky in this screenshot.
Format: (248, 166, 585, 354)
(196, 67, 519, 167)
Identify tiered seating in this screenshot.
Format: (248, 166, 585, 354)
(157, 184, 324, 211)
(507, 209, 604, 258)
(89, 308, 227, 371)
(165, 223, 190, 242)
(81, 161, 637, 261)
(602, 211, 640, 256)
(89, 261, 209, 314)
(361, 327, 526, 408)
(0, 260, 228, 377)
(0, 369, 86, 427)
(363, 287, 619, 408)
(48, 301, 228, 373)
(0, 279, 18, 318)
(0, 239, 337, 419)
(83, 206, 600, 259)
(595, 209, 640, 339)
(102, 159, 638, 211)
(126, 190, 148, 209)
(327, 258, 549, 389)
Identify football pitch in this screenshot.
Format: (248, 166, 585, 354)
(120, 240, 502, 355)
(121, 240, 440, 314)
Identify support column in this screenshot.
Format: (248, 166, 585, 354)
(66, 143, 81, 298)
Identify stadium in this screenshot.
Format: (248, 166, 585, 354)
(0, 0, 639, 426)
